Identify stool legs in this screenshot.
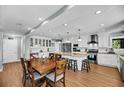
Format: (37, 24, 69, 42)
(68, 59, 78, 72)
(81, 60, 90, 72)
(74, 61, 78, 72)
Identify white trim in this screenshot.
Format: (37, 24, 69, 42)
(3, 59, 20, 64)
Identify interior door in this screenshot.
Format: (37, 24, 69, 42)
(3, 38, 18, 63)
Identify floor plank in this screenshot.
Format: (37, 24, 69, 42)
(0, 62, 124, 87)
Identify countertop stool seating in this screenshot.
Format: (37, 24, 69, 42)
(68, 59, 78, 72)
(20, 58, 29, 86)
(27, 58, 46, 87)
(81, 59, 90, 72)
(45, 60, 66, 87)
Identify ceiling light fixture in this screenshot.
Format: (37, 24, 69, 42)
(66, 32, 70, 43)
(27, 27, 31, 30)
(30, 29, 35, 33)
(78, 29, 82, 42)
(100, 24, 104, 27)
(64, 24, 68, 26)
(95, 10, 102, 15)
(42, 20, 49, 26)
(38, 17, 42, 21)
(67, 5, 75, 9)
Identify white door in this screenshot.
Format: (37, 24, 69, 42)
(3, 38, 18, 63)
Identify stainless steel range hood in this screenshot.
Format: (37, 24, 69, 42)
(88, 34, 98, 44)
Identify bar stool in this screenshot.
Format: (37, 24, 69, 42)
(81, 59, 90, 72)
(69, 59, 78, 72)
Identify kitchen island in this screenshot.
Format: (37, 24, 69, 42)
(61, 52, 87, 70)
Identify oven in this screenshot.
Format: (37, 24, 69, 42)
(87, 49, 98, 64)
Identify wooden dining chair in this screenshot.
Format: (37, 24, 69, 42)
(20, 58, 29, 86)
(55, 54, 62, 61)
(30, 52, 39, 59)
(45, 60, 66, 87)
(49, 53, 55, 60)
(27, 58, 46, 87)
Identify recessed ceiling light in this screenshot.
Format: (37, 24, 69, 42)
(38, 17, 42, 21)
(42, 20, 49, 26)
(95, 10, 102, 15)
(30, 29, 35, 33)
(64, 24, 68, 26)
(100, 24, 104, 27)
(27, 27, 31, 30)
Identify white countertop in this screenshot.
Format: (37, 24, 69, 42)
(119, 55, 124, 61)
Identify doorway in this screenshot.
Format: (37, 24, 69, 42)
(3, 35, 21, 63)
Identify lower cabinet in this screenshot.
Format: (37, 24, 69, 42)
(97, 53, 117, 67)
(119, 57, 124, 81)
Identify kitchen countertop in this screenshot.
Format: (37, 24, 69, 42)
(98, 52, 116, 54)
(119, 55, 124, 61)
(56, 52, 87, 56)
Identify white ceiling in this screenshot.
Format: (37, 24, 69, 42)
(0, 5, 124, 39)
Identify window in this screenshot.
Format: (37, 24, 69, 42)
(112, 38, 124, 49)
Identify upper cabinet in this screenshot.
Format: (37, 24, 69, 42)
(30, 38, 33, 47)
(29, 37, 53, 48)
(98, 32, 110, 48)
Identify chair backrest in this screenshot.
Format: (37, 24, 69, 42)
(20, 58, 27, 74)
(49, 53, 54, 60)
(30, 52, 39, 59)
(27, 59, 35, 80)
(55, 54, 62, 61)
(55, 60, 66, 76)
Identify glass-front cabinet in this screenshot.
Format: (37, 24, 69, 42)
(30, 37, 53, 48)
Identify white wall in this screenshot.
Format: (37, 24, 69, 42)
(0, 33, 3, 69)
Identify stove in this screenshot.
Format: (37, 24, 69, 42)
(87, 49, 98, 64)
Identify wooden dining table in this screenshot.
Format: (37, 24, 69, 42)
(30, 59, 56, 74)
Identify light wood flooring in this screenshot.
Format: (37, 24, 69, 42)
(0, 62, 124, 87)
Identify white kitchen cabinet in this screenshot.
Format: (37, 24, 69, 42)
(97, 53, 117, 67)
(118, 56, 124, 81)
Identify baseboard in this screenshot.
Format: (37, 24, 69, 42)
(3, 59, 20, 64)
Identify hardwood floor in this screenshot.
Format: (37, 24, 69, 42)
(0, 62, 124, 87)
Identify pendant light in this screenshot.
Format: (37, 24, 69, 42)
(66, 32, 70, 43)
(78, 29, 82, 41)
